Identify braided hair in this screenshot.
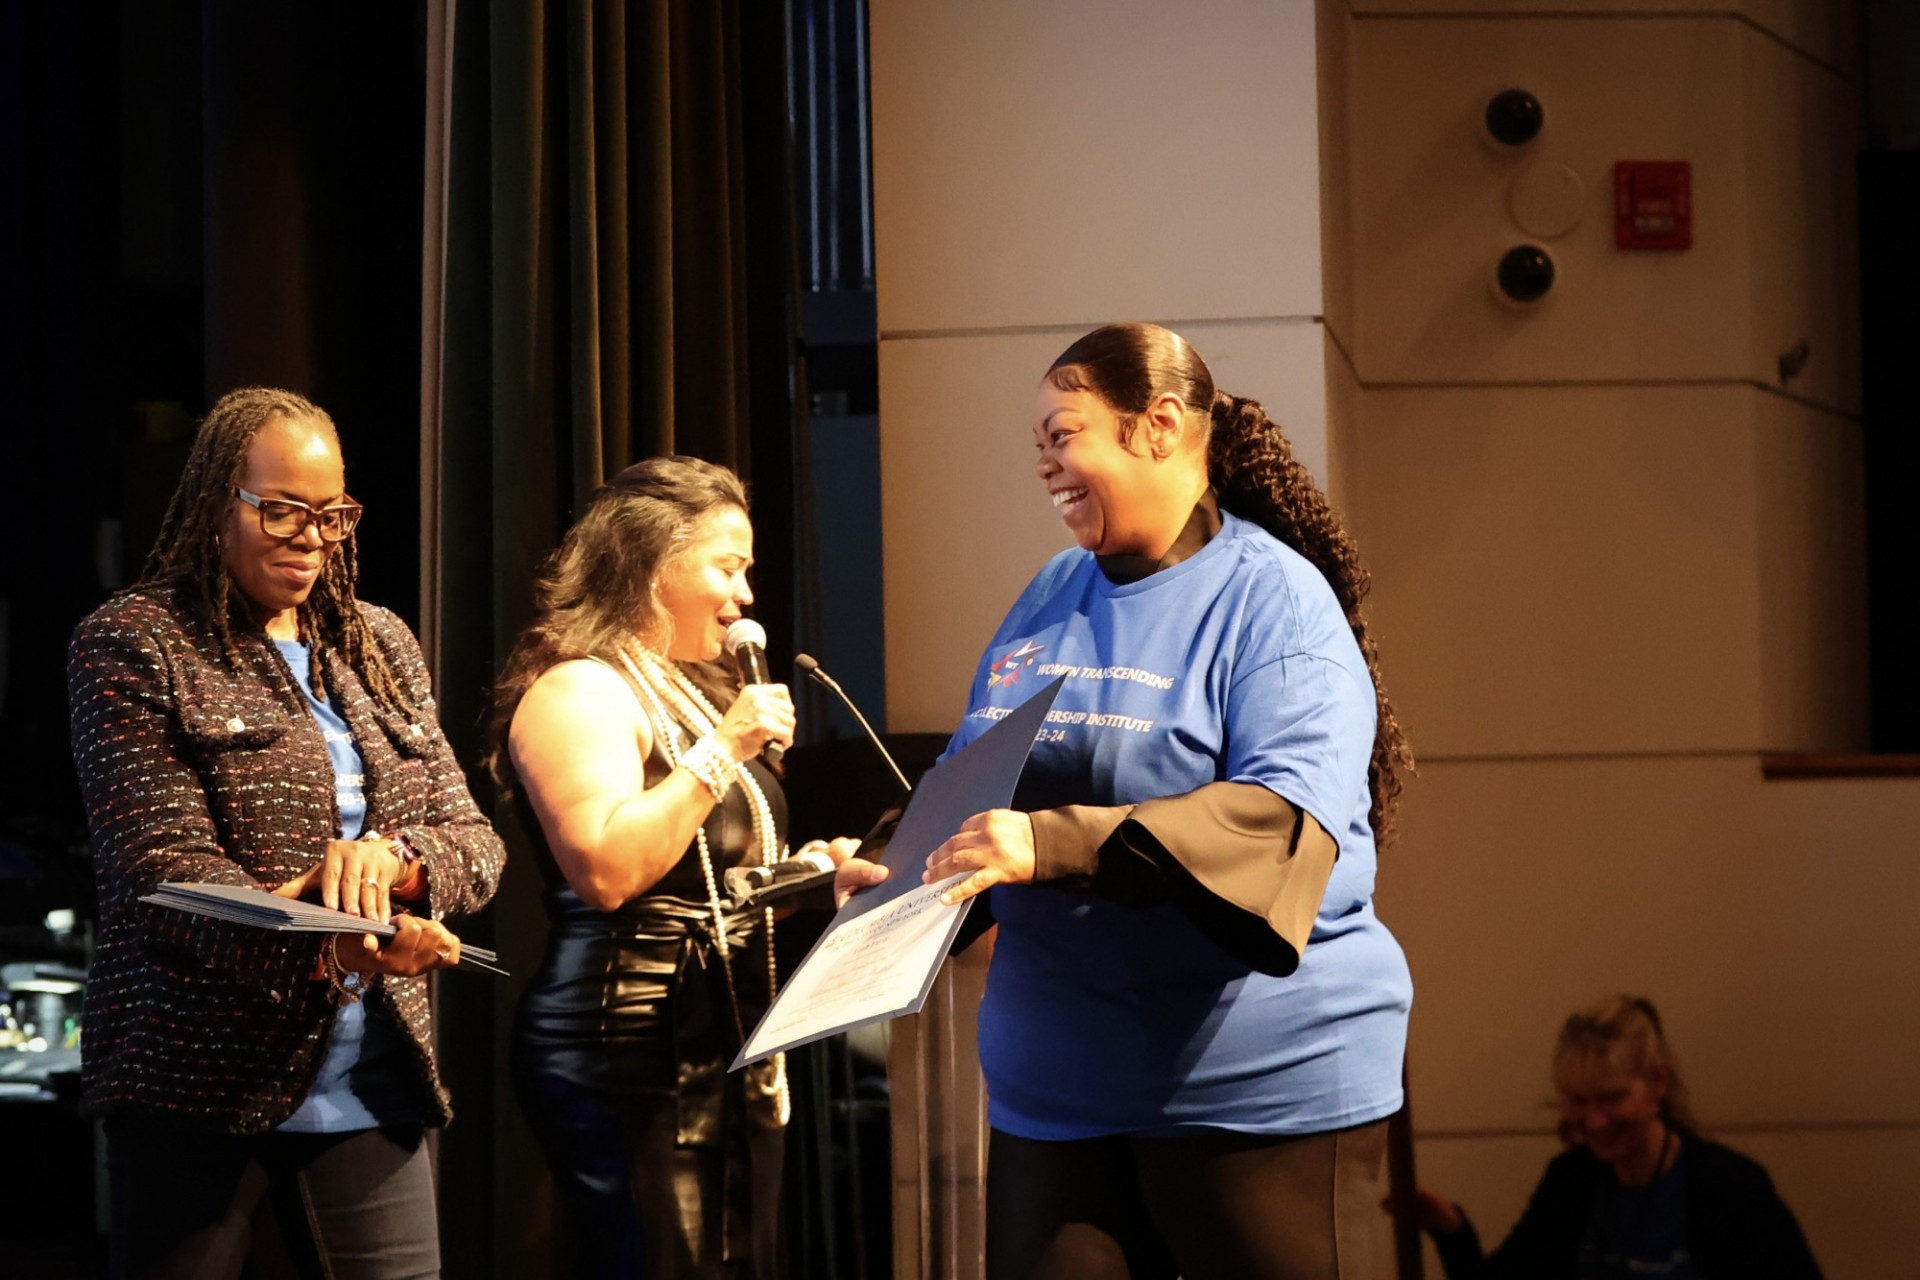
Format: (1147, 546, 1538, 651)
(136, 386, 413, 714)
(1046, 323, 1413, 845)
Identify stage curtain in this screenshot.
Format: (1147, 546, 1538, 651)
(427, 2, 800, 1273)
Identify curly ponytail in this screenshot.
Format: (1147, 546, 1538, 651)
(1208, 390, 1412, 845)
(1047, 323, 1413, 846)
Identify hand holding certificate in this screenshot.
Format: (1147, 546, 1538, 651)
(140, 881, 508, 975)
(733, 677, 1064, 1067)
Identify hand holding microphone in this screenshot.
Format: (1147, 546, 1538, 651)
(721, 619, 794, 767)
(723, 836, 861, 906)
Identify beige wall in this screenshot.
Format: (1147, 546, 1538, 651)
(871, 0, 1906, 1274)
(871, 0, 1334, 735)
(1329, 1, 1908, 1274)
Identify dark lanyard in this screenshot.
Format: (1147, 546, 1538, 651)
(1596, 1124, 1678, 1277)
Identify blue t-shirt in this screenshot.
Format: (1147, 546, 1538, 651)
(949, 513, 1412, 1139)
(1578, 1147, 1703, 1279)
(272, 640, 423, 1133)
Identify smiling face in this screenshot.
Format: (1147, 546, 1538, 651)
(223, 416, 346, 638)
(1555, 1055, 1668, 1168)
(654, 505, 755, 661)
(1033, 382, 1174, 556)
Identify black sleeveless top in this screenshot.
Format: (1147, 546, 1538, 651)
(518, 719, 789, 903)
(511, 660, 788, 1081)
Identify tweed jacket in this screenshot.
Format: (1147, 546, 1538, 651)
(68, 584, 506, 1134)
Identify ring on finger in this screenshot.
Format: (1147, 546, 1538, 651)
(436, 946, 452, 960)
(363, 877, 381, 887)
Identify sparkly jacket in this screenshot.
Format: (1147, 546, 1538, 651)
(67, 584, 506, 1133)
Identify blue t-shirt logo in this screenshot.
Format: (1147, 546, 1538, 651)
(987, 640, 1045, 690)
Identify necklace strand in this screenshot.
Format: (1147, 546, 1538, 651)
(617, 642, 789, 1125)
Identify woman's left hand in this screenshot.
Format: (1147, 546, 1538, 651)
(925, 809, 1035, 905)
(271, 837, 413, 921)
(810, 837, 863, 867)
(307, 838, 411, 922)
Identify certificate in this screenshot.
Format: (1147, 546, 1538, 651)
(734, 676, 1064, 1067)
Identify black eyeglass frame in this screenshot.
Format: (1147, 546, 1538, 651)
(234, 487, 365, 543)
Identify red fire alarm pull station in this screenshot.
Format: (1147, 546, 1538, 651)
(1614, 160, 1692, 250)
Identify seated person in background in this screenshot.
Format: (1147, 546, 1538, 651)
(1413, 994, 1823, 1280)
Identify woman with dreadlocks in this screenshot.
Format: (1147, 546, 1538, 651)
(67, 387, 505, 1277)
(836, 323, 1415, 1280)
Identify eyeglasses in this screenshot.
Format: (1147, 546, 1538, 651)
(234, 487, 365, 542)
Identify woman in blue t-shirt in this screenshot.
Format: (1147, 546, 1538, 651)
(838, 322, 1415, 1279)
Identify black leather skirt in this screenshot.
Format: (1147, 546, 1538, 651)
(511, 887, 785, 1276)
(513, 886, 780, 1139)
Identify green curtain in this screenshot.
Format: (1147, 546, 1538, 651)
(429, 2, 800, 1273)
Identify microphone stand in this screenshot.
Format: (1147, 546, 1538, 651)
(721, 655, 910, 913)
(794, 654, 913, 797)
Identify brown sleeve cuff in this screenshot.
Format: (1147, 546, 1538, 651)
(1028, 804, 1132, 883)
(1124, 783, 1337, 975)
(1025, 783, 1337, 976)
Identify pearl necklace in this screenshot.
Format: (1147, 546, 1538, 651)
(617, 641, 789, 1126)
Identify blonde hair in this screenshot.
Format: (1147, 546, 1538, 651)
(1551, 994, 1697, 1132)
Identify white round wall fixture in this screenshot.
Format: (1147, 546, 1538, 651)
(1509, 162, 1585, 239)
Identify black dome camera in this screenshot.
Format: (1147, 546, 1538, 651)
(1485, 89, 1544, 147)
(1496, 245, 1555, 303)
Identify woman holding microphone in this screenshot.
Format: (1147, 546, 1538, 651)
(493, 456, 855, 1278)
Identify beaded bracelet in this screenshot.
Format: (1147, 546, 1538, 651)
(679, 734, 740, 802)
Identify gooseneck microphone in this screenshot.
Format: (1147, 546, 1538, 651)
(794, 653, 912, 797)
(723, 618, 785, 767)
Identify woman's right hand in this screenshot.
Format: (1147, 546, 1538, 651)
(1408, 1186, 1464, 1235)
(713, 682, 796, 762)
(334, 914, 462, 978)
(834, 857, 891, 908)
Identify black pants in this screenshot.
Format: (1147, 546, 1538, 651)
(514, 1058, 785, 1279)
(104, 1119, 439, 1280)
(512, 893, 784, 1278)
(986, 1121, 1389, 1280)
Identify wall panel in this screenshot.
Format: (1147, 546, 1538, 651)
(1378, 756, 1920, 1136)
(1752, 393, 1870, 751)
(1352, 385, 1766, 758)
(868, 0, 1323, 335)
(1348, 0, 1860, 75)
(1347, 16, 1752, 384)
(1742, 29, 1866, 414)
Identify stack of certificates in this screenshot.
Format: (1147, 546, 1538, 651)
(139, 882, 507, 975)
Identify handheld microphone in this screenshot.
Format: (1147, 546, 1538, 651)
(794, 653, 912, 797)
(723, 846, 836, 898)
(724, 618, 785, 766)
